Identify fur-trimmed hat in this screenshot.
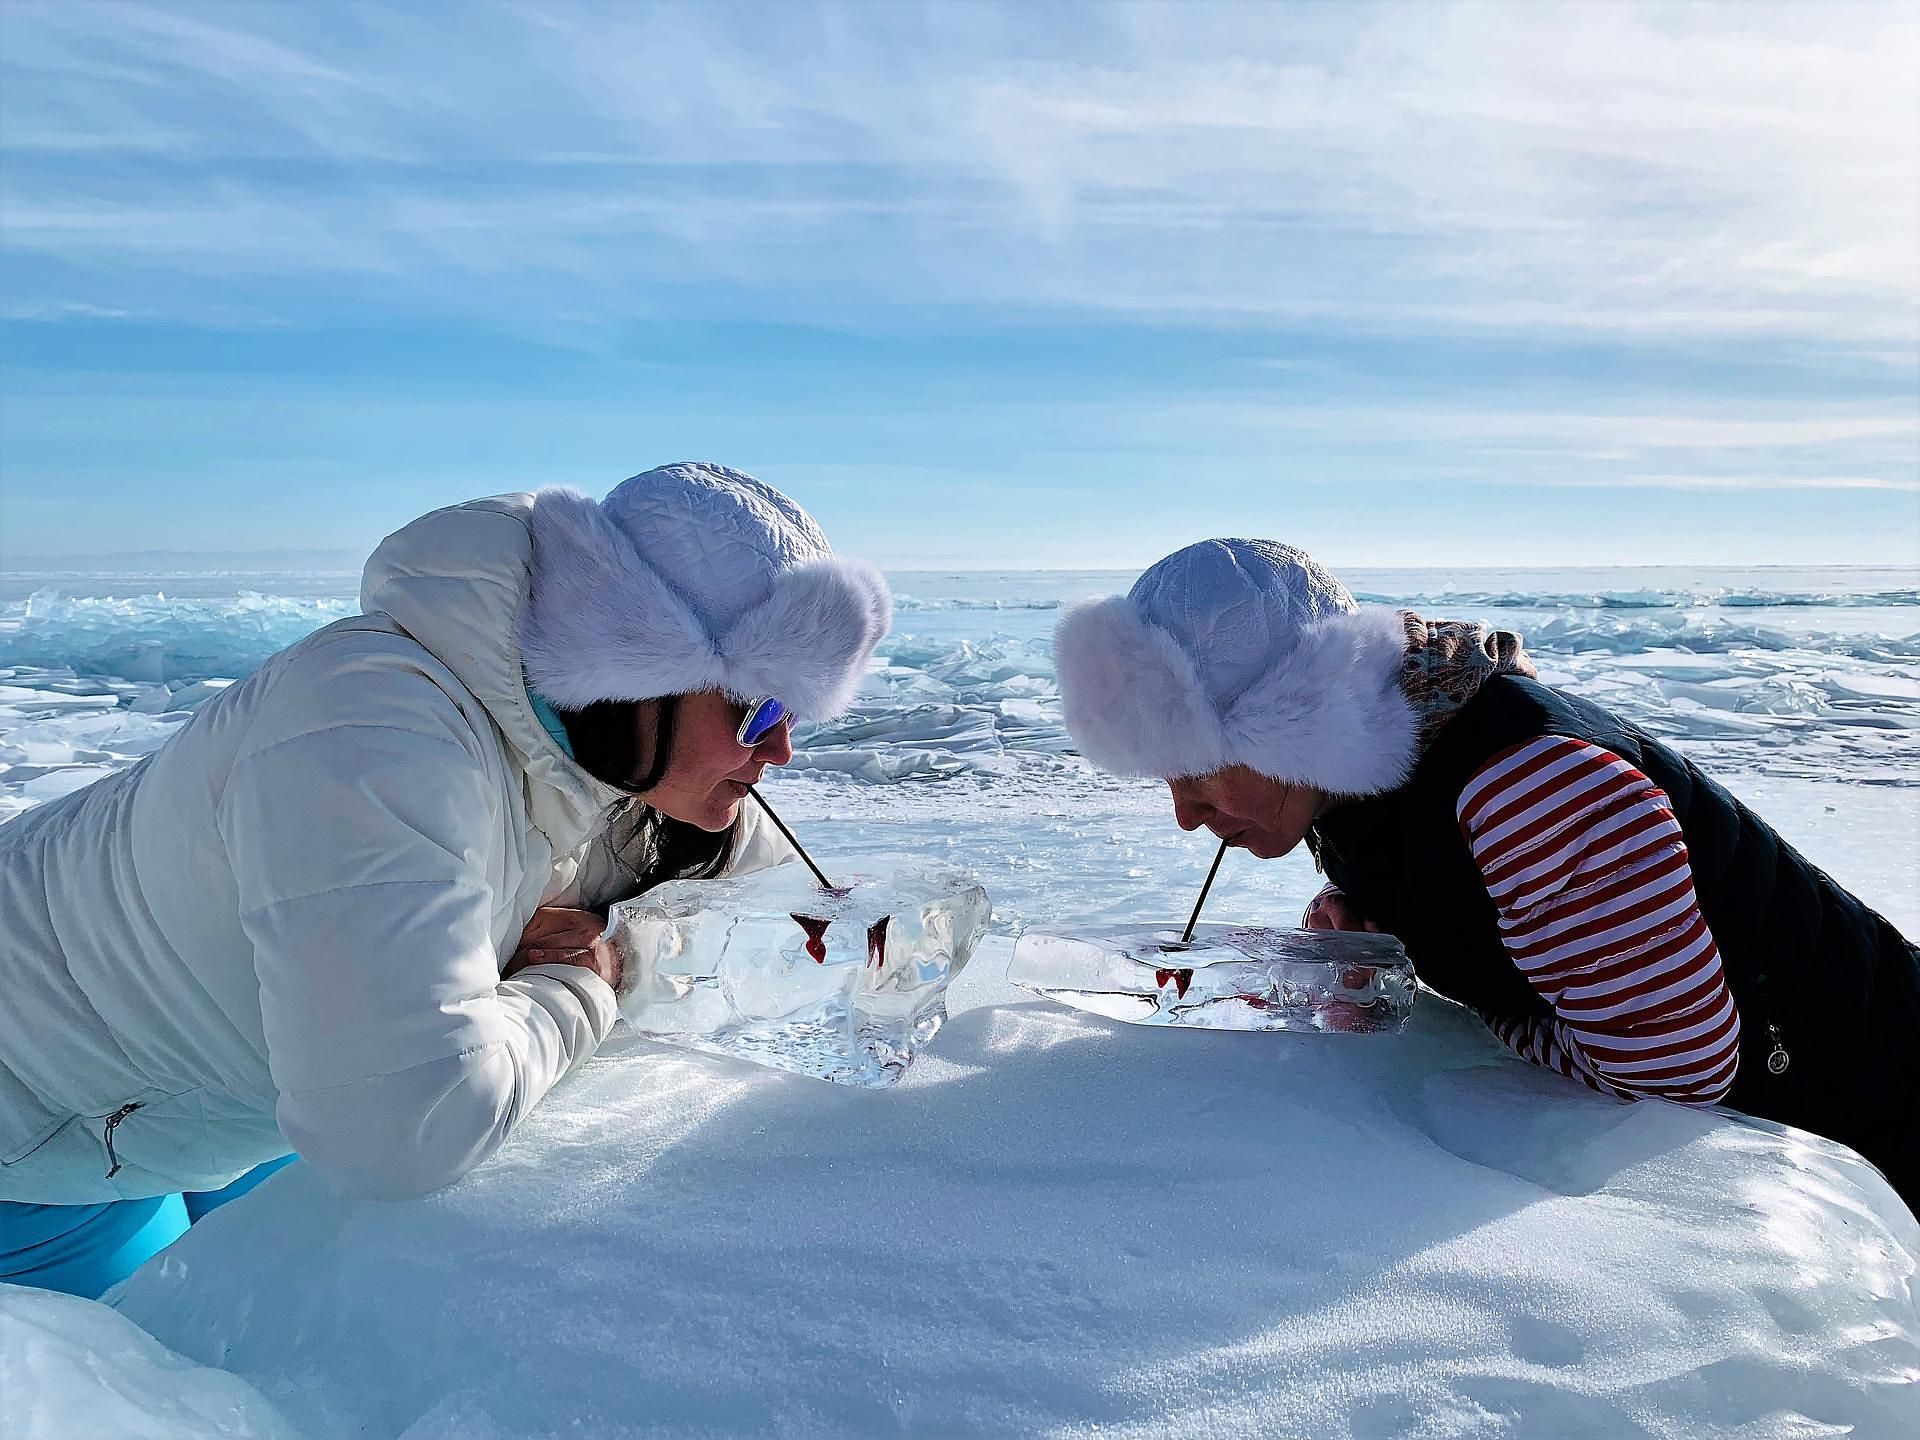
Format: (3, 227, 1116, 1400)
(1054, 538, 1416, 795)
(519, 463, 891, 718)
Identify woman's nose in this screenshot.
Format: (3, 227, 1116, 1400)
(1170, 788, 1211, 832)
(755, 719, 795, 767)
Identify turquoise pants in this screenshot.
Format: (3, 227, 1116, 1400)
(0, 1155, 297, 1299)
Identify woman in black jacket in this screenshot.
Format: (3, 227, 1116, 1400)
(1055, 538, 1917, 1210)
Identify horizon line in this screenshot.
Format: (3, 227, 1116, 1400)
(4, 556, 1916, 577)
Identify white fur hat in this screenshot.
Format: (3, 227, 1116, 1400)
(1054, 538, 1417, 795)
(519, 463, 891, 718)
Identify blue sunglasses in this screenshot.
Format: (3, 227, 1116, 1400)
(736, 696, 791, 746)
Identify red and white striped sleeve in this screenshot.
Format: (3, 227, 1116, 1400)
(1455, 735, 1740, 1105)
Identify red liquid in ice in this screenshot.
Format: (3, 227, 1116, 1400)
(789, 913, 892, 967)
(1315, 999, 1375, 1032)
(790, 914, 831, 962)
(1155, 968, 1194, 999)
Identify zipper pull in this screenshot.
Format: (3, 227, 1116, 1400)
(1765, 1024, 1790, 1076)
(102, 1102, 141, 1179)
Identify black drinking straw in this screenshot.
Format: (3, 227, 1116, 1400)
(1181, 837, 1231, 944)
(747, 785, 835, 890)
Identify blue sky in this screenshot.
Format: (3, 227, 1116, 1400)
(2, 0, 1916, 569)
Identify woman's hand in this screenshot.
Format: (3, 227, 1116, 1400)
(504, 907, 622, 990)
(1302, 885, 1381, 934)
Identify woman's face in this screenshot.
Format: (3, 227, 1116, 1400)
(638, 690, 794, 831)
(1167, 766, 1327, 860)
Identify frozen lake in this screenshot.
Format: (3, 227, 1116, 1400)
(3, 561, 1916, 1438)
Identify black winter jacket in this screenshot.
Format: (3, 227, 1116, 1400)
(1310, 675, 1918, 1208)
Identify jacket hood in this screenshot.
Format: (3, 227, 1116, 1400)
(360, 494, 623, 845)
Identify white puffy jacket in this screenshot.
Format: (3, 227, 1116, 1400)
(0, 496, 791, 1203)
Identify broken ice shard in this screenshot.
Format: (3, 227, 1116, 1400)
(1008, 922, 1415, 1034)
(609, 861, 991, 1087)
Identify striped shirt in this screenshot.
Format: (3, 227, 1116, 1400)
(1454, 735, 1740, 1104)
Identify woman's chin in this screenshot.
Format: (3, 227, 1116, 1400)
(1244, 832, 1303, 861)
(693, 789, 746, 831)
(650, 790, 744, 832)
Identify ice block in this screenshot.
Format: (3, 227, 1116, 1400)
(609, 861, 991, 1087)
(1009, 922, 1415, 1034)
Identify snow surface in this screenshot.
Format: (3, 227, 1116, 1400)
(111, 938, 1919, 1439)
(0, 1286, 296, 1440)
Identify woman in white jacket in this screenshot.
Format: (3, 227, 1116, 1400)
(0, 463, 890, 1295)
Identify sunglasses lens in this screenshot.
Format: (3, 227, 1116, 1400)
(740, 697, 789, 745)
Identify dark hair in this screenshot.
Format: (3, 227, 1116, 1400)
(597, 798, 735, 896)
(557, 696, 737, 896)
(562, 696, 676, 793)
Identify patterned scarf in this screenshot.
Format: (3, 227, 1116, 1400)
(1398, 610, 1536, 744)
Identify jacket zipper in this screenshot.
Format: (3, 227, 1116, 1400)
(102, 1102, 142, 1179)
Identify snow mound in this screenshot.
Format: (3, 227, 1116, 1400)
(0, 1285, 297, 1440)
(113, 942, 1918, 1438)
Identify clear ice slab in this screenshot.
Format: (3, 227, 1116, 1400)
(609, 861, 991, 1087)
(1009, 922, 1416, 1034)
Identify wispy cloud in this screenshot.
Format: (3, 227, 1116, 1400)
(3, 0, 1915, 350)
(1609, 474, 1920, 493)
(1171, 406, 1920, 450)
(2, 1, 1915, 564)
